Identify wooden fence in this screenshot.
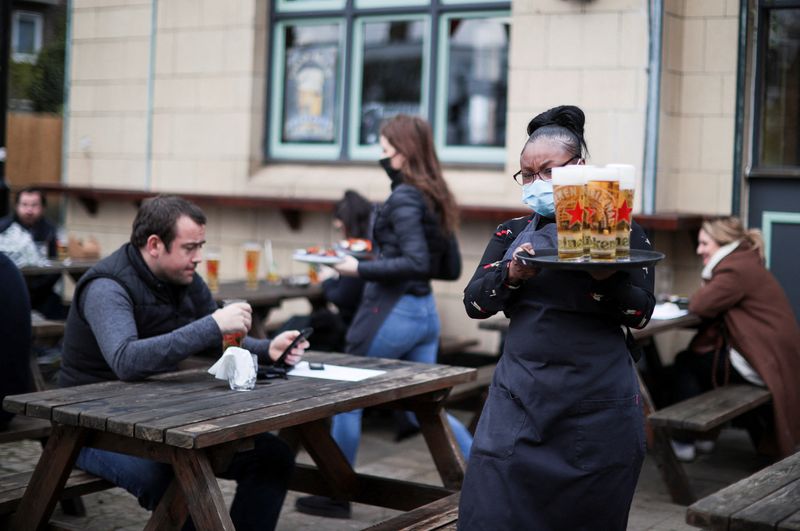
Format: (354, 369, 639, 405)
(6, 112, 62, 187)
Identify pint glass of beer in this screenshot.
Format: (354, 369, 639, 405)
(243, 243, 261, 290)
(205, 248, 221, 293)
(606, 164, 635, 260)
(552, 166, 585, 261)
(580, 165, 594, 258)
(585, 168, 620, 260)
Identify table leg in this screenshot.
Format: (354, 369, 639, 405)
(144, 480, 189, 531)
(168, 448, 235, 531)
(11, 424, 87, 530)
(297, 419, 359, 500)
(411, 402, 466, 490)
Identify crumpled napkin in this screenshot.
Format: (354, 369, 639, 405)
(651, 302, 689, 320)
(208, 346, 257, 391)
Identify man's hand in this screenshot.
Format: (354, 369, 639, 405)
(211, 302, 252, 335)
(268, 330, 310, 365)
(333, 255, 359, 277)
(508, 243, 540, 283)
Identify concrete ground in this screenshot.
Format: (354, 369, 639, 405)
(0, 410, 769, 530)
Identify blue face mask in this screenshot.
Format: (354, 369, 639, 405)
(522, 179, 555, 217)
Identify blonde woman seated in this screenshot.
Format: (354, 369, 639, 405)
(669, 217, 800, 461)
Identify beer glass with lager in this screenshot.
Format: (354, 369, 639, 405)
(243, 243, 261, 290)
(586, 168, 620, 260)
(606, 164, 635, 260)
(552, 166, 585, 261)
(205, 248, 221, 293)
(580, 165, 595, 258)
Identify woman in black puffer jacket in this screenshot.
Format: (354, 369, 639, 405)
(295, 115, 472, 520)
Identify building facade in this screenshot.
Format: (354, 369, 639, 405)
(61, 0, 799, 347)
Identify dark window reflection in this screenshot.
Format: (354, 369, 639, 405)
(445, 17, 509, 148)
(282, 23, 340, 144)
(359, 20, 425, 145)
(759, 8, 800, 167)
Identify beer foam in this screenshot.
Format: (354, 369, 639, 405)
(586, 167, 618, 182)
(606, 164, 635, 189)
(551, 165, 584, 185)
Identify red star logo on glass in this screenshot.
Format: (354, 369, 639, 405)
(617, 200, 633, 223)
(566, 201, 584, 225)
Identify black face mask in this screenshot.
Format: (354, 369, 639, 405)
(379, 157, 403, 184)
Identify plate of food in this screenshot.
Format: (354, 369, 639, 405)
(292, 246, 345, 265)
(336, 238, 373, 259)
(515, 248, 665, 270)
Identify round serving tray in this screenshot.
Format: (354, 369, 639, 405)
(516, 248, 665, 270)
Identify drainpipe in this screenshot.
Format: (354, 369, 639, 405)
(731, 0, 748, 216)
(59, 0, 73, 227)
(643, 0, 663, 215)
(144, 0, 158, 190)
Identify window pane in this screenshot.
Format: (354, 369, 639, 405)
(281, 23, 341, 144)
(759, 8, 800, 167)
(358, 19, 426, 145)
(444, 17, 509, 147)
(16, 18, 36, 54)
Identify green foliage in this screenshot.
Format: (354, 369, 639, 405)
(9, 61, 35, 101)
(29, 14, 66, 113)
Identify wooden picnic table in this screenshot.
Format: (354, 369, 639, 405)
(2, 352, 475, 530)
(19, 260, 98, 279)
(686, 451, 800, 530)
(213, 280, 324, 312)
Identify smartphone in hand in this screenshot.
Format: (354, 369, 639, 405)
(273, 327, 313, 370)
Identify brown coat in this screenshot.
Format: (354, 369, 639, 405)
(689, 245, 800, 457)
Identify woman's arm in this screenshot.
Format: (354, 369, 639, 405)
(463, 217, 532, 319)
(688, 263, 744, 318)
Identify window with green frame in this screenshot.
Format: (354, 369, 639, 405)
(754, 3, 800, 170)
(267, 0, 510, 164)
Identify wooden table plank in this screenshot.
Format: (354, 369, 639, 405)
(165, 366, 475, 449)
(687, 452, 800, 530)
(730, 478, 800, 531)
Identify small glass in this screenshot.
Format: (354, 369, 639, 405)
(230, 353, 259, 392)
(221, 299, 247, 349)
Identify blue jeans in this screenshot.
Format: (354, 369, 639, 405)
(332, 294, 473, 465)
(76, 432, 294, 530)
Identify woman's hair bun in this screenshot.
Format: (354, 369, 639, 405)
(527, 105, 585, 137)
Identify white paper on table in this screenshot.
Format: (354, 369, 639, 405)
(651, 302, 689, 320)
(288, 361, 385, 382)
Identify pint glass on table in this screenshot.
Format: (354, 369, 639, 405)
(552, 166, 585, 261)
(581, 165, 595, 258)
(585, 168, 620, 260)
(607, 164, 635, 260)
(244, 243, 261, 290)
(205, 249, 220, 293)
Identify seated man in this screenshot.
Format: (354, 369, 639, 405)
(60, 195, 309, 530)
(0, 252, 34, 430)
(0, 187, 65, 318)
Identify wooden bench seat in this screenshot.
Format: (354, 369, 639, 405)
(648, 384, 772, 432)
(0, 469, 111, 515)
(364, 492, 460, 531)
(647, 384, 773, 505)
(438, 337, 479, 358)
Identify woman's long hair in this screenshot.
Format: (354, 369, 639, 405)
(702, 217, 765, 262)
(380, 115, 459, 234)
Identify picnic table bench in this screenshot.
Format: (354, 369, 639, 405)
(686, 450, 800, 530)
(365, 492, 460, 531)
(648, 384, 773, 505)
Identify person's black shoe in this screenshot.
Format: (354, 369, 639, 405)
(295, 495, 352, 519)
